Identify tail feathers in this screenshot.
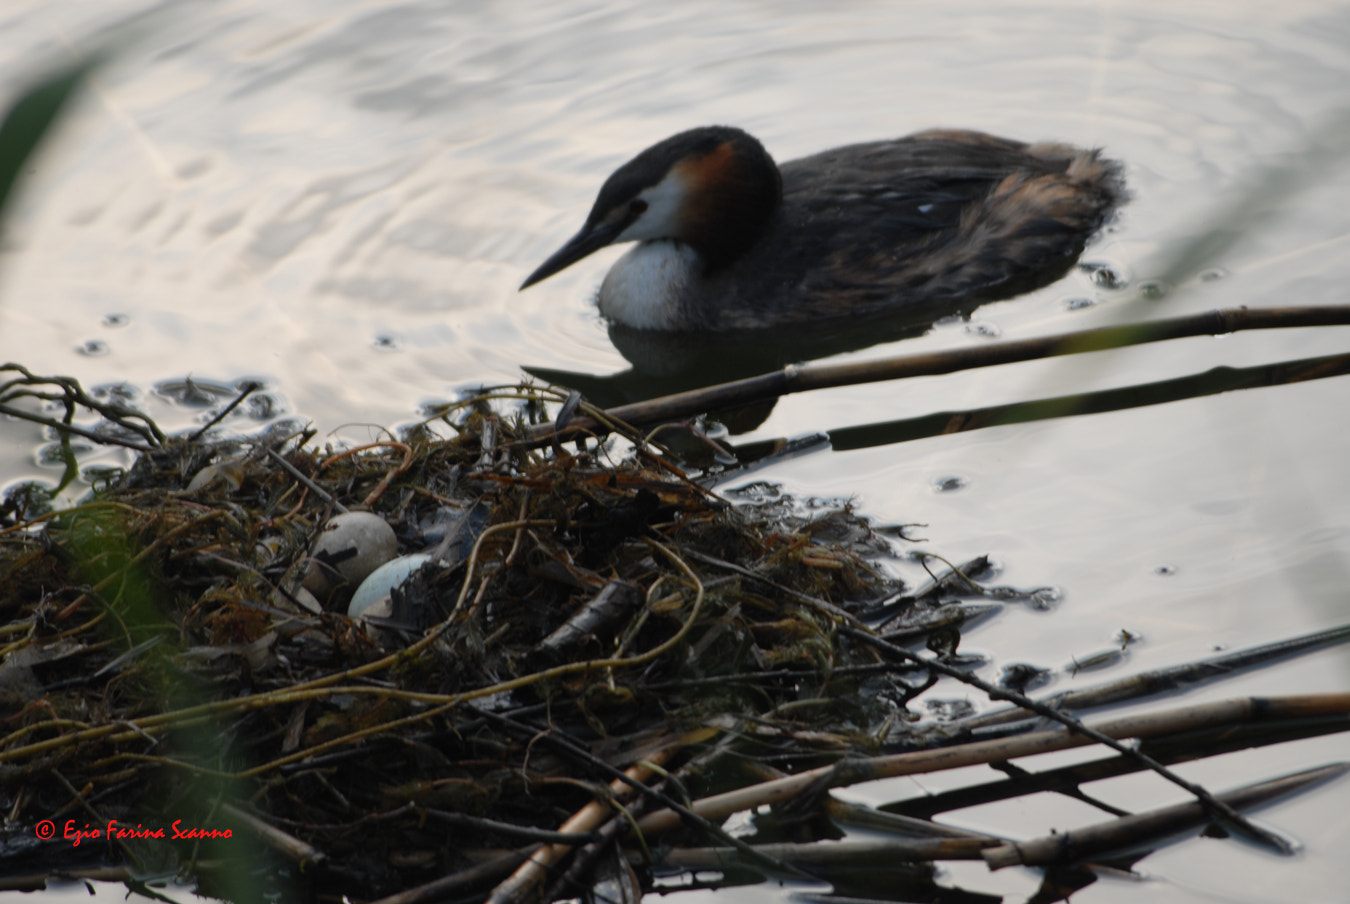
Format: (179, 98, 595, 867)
(937, 148, 1123, 295)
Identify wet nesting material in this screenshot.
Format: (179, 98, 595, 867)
(3, 383, 1349, 904)
(0, 394, 978, 902)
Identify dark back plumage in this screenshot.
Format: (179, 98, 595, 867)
(684, 129, 1123, 329)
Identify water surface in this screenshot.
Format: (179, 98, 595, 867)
(1, 1, 1348, 901)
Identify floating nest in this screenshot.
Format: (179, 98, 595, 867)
(1, 379, 1346, 904)
(0, 384, 968, 902)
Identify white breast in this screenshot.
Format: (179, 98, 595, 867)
(597, 241, 703, 330)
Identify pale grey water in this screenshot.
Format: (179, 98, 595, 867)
(1, 1, 1348, 902)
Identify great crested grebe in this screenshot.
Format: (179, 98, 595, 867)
(519, 126, 1123, 332)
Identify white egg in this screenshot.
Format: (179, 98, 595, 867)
(349, 553, 434, 618)
(302, 511, 398, 604)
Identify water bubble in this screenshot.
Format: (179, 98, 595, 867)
(965, 320, 1001, 338)
(373, 335, 400, 352)
(932, 475, 966, 493)
(1137, 280, 1168, 300)
(102, 313, 130, 328)
(1064, 296, 1099, 311)
(1080, 262, 1125, 290)
(75, 339, 109, 357)
(246, 394, 278, 420)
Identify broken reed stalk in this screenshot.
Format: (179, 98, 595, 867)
(825, 797, 999, 840)
(659, 836, 997, 871)
(485, 748, 674, 904)
(217, 802, 325, 867)
(263, 447, 350, 514)
(818, 347, 1350, 455)
(524, 304, 1350, 441)
(656, 762, 1349, 873)
(955, 621, 1350, 733)
(983, 762, 1350, 870)
(187, 381, 261, 441)
(842, 627, 1295, 852)
(886, 710, 1350, 820)
(633, 693, 1350, 836)
(473, 711, 814, 882)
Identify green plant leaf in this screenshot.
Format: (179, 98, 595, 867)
(0, 55, 100, 224)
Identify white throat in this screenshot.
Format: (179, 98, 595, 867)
(597, 240, 703, 330)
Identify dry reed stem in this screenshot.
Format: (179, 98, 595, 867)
(635, 693, 1350, 835)
(660, 836, 997, 870)
(983, 761, 1350, 869)
(218, 802, 327, 866)
(485, 748, 675, 904)
(523, 305, 1350, 444)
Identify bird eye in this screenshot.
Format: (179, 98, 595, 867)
(629, 199, 648, 215)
